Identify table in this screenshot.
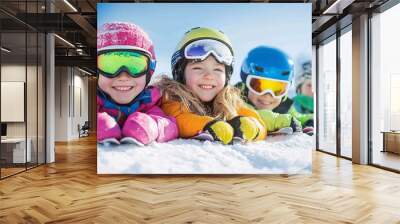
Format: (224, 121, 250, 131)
(381, 131, 400, 154)
(1, 138, 31, 164)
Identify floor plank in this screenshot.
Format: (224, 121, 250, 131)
(1, 135, 400, 223)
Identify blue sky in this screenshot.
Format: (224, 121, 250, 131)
(98, 3, 311, 85)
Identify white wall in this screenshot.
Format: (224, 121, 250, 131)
(55, 66, 69, 141)
(54, 67, 89, 141)
(1, 65, 38, 137)
(1, 65, 26, 140)
(1, 82, 25, 122)
(71, 71, 89, 139)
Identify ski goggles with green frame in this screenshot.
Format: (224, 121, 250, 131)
(97, 49, 156, 78)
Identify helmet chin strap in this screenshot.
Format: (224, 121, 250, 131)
(225, 65, 232, 86)
(173, 60, 187, 84)
(145, 72, 152, 86)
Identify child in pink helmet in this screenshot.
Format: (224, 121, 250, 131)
(97, 22, 178, 145)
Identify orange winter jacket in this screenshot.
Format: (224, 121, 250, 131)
(161, 100, 267, 140)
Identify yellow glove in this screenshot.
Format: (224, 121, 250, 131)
(203, 120, 234, 145)
(227, 116, 260, 142)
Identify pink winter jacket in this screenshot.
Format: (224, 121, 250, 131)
(97, 86, 178, 144)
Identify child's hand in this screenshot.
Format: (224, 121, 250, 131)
(290, 117, 302, 133)
(203, 119, 234, 145)
(97, 112, 121, 141)
(303, 126, 314, 136)
(227, 116, 260, 142)
(122, 112, 159, 145)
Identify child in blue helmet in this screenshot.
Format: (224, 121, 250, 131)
(235, 46, 314, 135)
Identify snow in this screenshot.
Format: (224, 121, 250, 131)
(97, 133, 313, 174)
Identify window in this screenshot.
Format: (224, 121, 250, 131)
(340, 29, 352, 158)
(317, 36, 337, 155)
(371, 2, 400, 171)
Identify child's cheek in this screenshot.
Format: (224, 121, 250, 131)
(98, 75, 113, 94)
(134, 76, 147, 91)
(130, 76, 147, 98)
(247, 92, 258, 107)
(184, 75, 197, 91)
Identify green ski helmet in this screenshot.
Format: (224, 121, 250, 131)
(171, 27, 234, 84)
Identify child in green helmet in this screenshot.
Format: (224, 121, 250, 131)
(235, 46, 314, 135)
(156, 27, 267, 144)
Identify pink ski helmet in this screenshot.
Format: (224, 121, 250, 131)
(97, 22, 156, 82)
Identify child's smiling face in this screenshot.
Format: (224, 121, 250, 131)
(248, 91, 282, 110)
(184, 56, 226, 102)
(300, 79, 313, 97)
(98, 72, 146, 104)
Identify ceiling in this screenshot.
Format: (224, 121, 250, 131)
(0, 0, 392, 72)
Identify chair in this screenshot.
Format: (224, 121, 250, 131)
(78, 121, 90, 138)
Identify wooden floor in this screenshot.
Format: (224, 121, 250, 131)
(1, 163, 44, 178)
(1, 167, 26, 178)
(1, 135, 400, 223)
(373, 150, 400, 171)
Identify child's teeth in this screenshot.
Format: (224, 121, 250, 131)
(259, 101, 271, 105)
(200, 85, 213, 89)
(115, 86, 132, 91)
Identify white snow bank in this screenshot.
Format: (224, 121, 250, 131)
(97, 133, 313, 174)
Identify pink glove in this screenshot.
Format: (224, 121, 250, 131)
(145, 106, 179, 143)
(148, 115, 178, 142)
(122, 112, 158, 145)
(97, 112, 121, 141)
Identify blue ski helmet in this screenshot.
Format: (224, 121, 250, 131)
(240, 46, 294, 83)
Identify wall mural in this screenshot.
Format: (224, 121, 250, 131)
(97, 3, 314, 174)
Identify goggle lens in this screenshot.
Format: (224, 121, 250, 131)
(247, 76, 289, 97)
(98, 51, 149, 78)
(184, 39, 233, 66)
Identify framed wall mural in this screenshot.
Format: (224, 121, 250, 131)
(97, 3, 313, 174)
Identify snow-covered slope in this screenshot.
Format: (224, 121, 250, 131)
(98, 133, 313, 174)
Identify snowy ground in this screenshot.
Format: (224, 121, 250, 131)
(97, 133, 313, 174)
